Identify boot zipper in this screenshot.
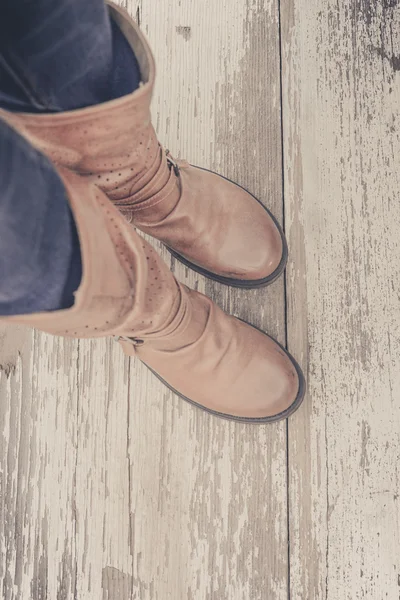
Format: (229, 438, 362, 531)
(113, 336, 144, 346)
(165, 150, 181, 177)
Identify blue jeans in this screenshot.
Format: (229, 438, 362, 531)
(0, 0, 141, 315)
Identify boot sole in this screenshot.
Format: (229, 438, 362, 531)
(165, 165, 288, 289)
(141, 319, 306, 424)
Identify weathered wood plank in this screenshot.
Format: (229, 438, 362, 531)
(126, 0, 288, 598)
(0, 332, 78, 600)
(282, 1, 400, 598)
(74, 337, 132, 600)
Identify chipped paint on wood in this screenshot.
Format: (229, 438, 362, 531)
(75, 338, 132, 599)
(0, 324, 30, 375)
(282, 0, 400, 598)
(0, 332, 78, 599)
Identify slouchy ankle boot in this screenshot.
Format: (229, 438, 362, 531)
(0, 2, 287, 288)
(2, 165, 304, 423)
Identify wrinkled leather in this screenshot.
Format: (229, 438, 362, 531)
(0, 1, 284, 284)
(2, 166, 302, 421)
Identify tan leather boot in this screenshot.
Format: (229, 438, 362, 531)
(0, 1, 287, 289)
(2, 166, 304, 423)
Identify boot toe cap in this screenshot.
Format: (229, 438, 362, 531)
(229, 339, 303, 421)
(235, 214, 285, 282)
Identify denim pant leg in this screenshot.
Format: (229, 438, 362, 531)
(0, 0, 141, 112)
(0, 119, 82, 315)
(0, 0, 141, 315)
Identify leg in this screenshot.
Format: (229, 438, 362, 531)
(0, 0, 142, 314)
(1, 4, 287, 288)
(0, 118, 82, 314)
(1, 158, 304, 423)
(0, 3, 305, 421)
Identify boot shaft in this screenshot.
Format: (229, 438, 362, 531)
(0, 2, 158, 198)
(2, 165, 181, 342)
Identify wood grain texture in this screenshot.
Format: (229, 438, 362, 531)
(0, 332, 78, 600)
(282, 1, 400, 598)
(75, 338, 132, 600)
(126, 0, 288, 598)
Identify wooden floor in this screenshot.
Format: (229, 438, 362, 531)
(1, 0, 400, 598)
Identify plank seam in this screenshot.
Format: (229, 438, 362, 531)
(74, 340, 80, 600)
(277, 0, 291, 598)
